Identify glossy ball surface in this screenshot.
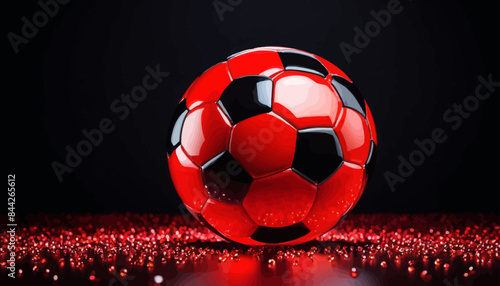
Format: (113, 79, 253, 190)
(167, 47, 377, 245)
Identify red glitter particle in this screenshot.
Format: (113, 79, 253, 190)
(420, 270, 432, 282)
(0, 213, 498, 284)
(120, 268, 128, 277)
(350, 267, 358, 278)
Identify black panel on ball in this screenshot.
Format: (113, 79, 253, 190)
(167, 99, 188, 155)
(331, 76, 366, 117)
(278, 50, 329, 77)
(251, 222, 310, 243)
(218, 76, 273, 124)
(365, 141, 377, 177)
(292, 128, 343, 184)
(202, 151, 253, 204)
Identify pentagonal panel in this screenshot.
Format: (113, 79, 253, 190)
(366, 104, 377, 145)
(365, 141, 377, 177)
(227, 50, 284, 78)
(167, 99, 188, 155)
(201, 199, 258, 238)
(229, 113, 297, 178)
(218, 76, 273, 124)
(303, 162, 364, 236)
(334, 108, 371, 166)
(251, 222, 310, 244)
(202, 151, 253, 204)
(331, 75, 366, 117)
(243, 169, 316, 227)
(292, 128, 343, 184)
(185, 62, 232, 110)
(278, 50, 329, 77)
(168, 147, 208, 212)
(181, 104, 232, 166)
(273, 72, 342, 129)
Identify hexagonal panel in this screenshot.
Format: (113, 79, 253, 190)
(334, 108, 371, 166)
(168, 147, 208, 212)
(243, 169, 316, 227)
(303, 162, 364, 236)
(227, 50, 284, 78)
(251, 222, 310, 244)
(292, 128, 343, 184)
(201, 199, 258, 238)
(181, 103, 232, 166)
(278, 50, 329, 77)
(273, 72, 342, 129)
(229, 113, 297, 178)
(218, 76, 273, 124)
(331, 75, 366, 117)
(365, 141, 377, 177)
(202, 151, 253, 204)
(184, 62, 232, 110)
(167, 99, 188, 155)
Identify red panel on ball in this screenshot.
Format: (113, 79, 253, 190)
(273, 72, 342, 129)
(303, 162, 364, 235)
(366, 104, 377, 145)
(334, 108, 371, 166)
(201, 199, 258, 238)
(229, 113, 297, 178)
(243, 170, 316, 227)
(181, 104, 232, 166)
(167, 147, 208, 213)
(184, 62, 232, 110)
(227, 50, 284, 79)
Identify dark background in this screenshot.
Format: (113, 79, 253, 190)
(4, 0, 499, 219)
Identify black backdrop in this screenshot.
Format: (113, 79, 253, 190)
(4, 0, 499, 218)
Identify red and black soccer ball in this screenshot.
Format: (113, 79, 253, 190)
(167, 47, 377, 245)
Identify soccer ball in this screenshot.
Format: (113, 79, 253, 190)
(167, 47, 377, 245)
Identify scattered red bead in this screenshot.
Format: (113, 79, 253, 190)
(0, 213, 497, 283)
(350, 267, 358, 278)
